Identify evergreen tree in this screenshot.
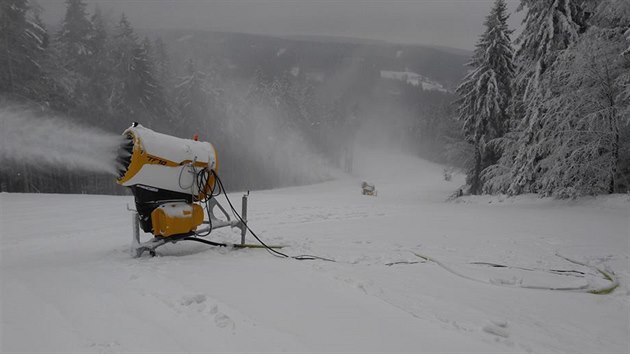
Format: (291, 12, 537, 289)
(22, 3, 71, 108)
(623, 25, 630, 120)
(56, 0, 97, 113)
(486, 0, 589, 195)
(152, 37, 173, 95)
(611, 0, 630, 119)
(535, 28, 627, 197)
(90, 6, 108, 57)
(0, 0, 47, 99)
(34, 15, 74, 111)
(598, 0, 630, 192)
(137, 37, 168, 120)
(110, 13, 137, 117)
(110, 14, 165, 124)
(455, 0, 515, 194)
(84, 6, 114, 126)
(57, 0, 93, 73)
(175, 58, 210, 131)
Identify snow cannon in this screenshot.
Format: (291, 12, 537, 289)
(116, 123, 248, 257)
(361, 181, 377, 196)
(117, 123, 218, 201)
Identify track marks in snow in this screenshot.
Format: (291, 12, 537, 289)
(262, 204, 387, 226)
(309, 255, 515, 351)
(125, 270, 243, 336)
(304, 247, 552, 353)
(180, 293, 207, 306)
(88, 341, 120, 354)
(2, 153, 627, 353)
(118, 258, 309, 351)
(179, 294, 236, 331)
(483, 320, 510, 338)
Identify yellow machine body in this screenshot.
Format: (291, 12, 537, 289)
(151, 202, 204, 238)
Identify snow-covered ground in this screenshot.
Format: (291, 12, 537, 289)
(1, 150, 628, 353)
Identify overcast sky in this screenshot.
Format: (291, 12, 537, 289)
(37, 0, 523, 50)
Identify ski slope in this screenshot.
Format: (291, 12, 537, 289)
(1, 150, 628, 353)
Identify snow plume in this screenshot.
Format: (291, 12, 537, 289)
(221, 82, 339, 189)
(0, 105, 124, 175)
(235, 86, 339, 187)
(241, 107, 338, 187)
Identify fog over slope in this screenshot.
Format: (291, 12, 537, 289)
(36, 0, 523, 51)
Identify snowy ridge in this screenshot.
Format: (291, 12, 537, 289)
(1, 150, 628, 352)
(380, 70, 449, 92)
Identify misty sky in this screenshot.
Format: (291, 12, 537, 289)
(37, 0, 523, 50)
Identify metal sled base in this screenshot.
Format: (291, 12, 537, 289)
(130, 194, 249, 257)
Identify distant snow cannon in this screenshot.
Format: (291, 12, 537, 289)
(116, 123, 248, 257)
(361, 181, 377, 196)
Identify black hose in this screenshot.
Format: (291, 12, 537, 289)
(182, 236, 228, 247)
(211, 170, 336, 262)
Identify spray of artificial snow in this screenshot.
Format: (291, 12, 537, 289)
(221, 81, 341, 188)
(0, 106, 124, 175)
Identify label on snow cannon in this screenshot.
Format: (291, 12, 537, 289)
(116, 123, 218, 201)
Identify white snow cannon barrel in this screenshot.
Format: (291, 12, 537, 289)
(116, 123, 218, 237)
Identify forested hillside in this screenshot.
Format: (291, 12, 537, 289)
(0, 0, 466, 194)
(4, 0, 626, 199)
(456, 0, 630, 198)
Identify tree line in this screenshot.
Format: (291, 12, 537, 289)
(1, 0, 464, 195)
(0, 0, 372, 193)
(1, 0, 176, 193)
(456, 0, 630, 198)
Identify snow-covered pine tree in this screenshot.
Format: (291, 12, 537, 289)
(0, 0, 47, 99)
(110, 15, 165, 124)
(148, 37, 177, 123)
(494, 0, 630, 197)
(83, 6, 115, 125)
(137, 37, 169, 121)
(535, 28, 628, 197)
(57, 0, 107, 114)
(89, 6, 108, 58)
(622, 25, 630, 192)
(175, 58, 211, 132)
(152, 37, 173, 93)
(597, 0, 630, 192)
(110, 14, 138, 117)
(455, 0, 515, 195)
(624, 22, 630, 121)
(30, 6, 77, 111)
(57, 0, 93, 73)
(608, 0, 630, 122)
(484, 0, 590, 195)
